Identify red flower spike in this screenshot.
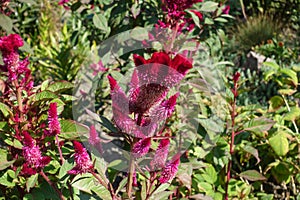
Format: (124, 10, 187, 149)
(159, 155, 180, 183)
(48, 102, 61, 136)
(89, 125, 103, 153)
(132, 137, 151, 158)
(68, 141, 94, 175)
(21, 163, 37, 176)
(107, 75, 119, 91)
(171, 54, 193, 75)
(150, 138, 170, 169)
(233, 72, 241, 83)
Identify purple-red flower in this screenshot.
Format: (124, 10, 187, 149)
(222, 5, 230, 14)
(89, 125, 103, 153)
(68, 141, 94, 175)
(132, 137, 151, 158)
(0, 34, 27, 81)
(22, 132, 51, 170)
(159, 154, 180, 183)
(108, 52, 192, 138)
(150, 137, 170, 169)
(47, 102, 61, 136)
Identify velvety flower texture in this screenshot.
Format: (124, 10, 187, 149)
(22, 132, 51, 173)
(159, 155, 180, 183)
(0, 34, 27, 81)
(68, 141, 94, 175)
(132, 137, 152, 158)
(150, 138, 170, 169)
(48, 102, 61, 136)
(108, 52, 192, 139)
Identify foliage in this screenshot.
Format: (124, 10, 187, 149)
(0, 0, 299, 199)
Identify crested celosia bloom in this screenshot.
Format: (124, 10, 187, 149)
(159, 154, 180, 183)
(132, 137, 151, 158)
(150, 137, 170, 170)
(47, 102, 61, 136)
(68, 141, 94, 175)
(22, 131, 51, 172)
(89, 125, 103, 153)
(108, 52, 192, 139)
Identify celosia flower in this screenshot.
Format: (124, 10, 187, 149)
(0, 34, 24, 81)
(132, 137, 151, 158)
(108, 52, 192, 138)
(222, 5, 230, 14)
(89, 125, 103, 153)
(159, 154, 180, 183)
(68, 141, 94, 175)
(47, 102, 61, 136)
(150, 138, 170, 169)
(22, 131, 51, 169)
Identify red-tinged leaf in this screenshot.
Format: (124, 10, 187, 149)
(242, 145, 260, 164)
(239, 170, 266, 181)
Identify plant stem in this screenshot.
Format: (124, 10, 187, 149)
(56, 135, 64, 164)
(126, 152, 135, 198)
(225, 76, 239, 200)
(40, 170, 65, 200)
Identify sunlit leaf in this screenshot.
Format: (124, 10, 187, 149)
(239, 170, 266, 181)
(269, 131, 289, 156)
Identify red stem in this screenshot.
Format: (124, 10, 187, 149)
(40, 171, 65, 200)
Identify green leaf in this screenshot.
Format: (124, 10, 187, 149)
(200, 1, 219, 12)
(93, 13, 108, 32)
(0, 149, 15, 170)
(130, 27, 149, 41)
(186, 10, 200, 28)
(280, 68, 298, 86)
(263, 61, 280, 70)
(0, 169, 16, 187)
(26, 174, 39, 192)
(0, 102, 12, 117)
(46, 81, 73, 93)
(58, 159, 74, 183)
(239, 170, 266, 181)
(33, 91, 59, 102)
(0, 121, 9, 131)
(278, 89, 296, 95)
(284, 107, 300, 121)
(0, 14, 12, 32)
(72, 174, 111, 200)
(243, 117, 274, 136)
(59, 119, 89, 140)
(268, 95, 284, 111)
(269, 131, 289, 156)
(214, 17, 228, 23)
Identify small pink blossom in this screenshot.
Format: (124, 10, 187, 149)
(222, 5, 230, 14)
(68, 141, 94, 175)
(159, 154, 180, 183)
(90, 60, 108, 76)
(47, 102, 61, 136)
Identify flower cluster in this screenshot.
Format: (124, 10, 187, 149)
(21, 132, 51, 175)
(68, 141, 94, 174)
(47, 102, 61, 136)
(159, 0, 203, 32)
(108, 51, 192, 183)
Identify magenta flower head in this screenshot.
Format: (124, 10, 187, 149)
(222, 5, 230, 14)
(68, 141, 94, 175)
(22, 131, 51, 170)
(0, 34, 25, 81)
(132, 137, 151, 158)
(150, 137, 170, 170)
(47, 102, 61, 136)
(159, 154, 180, 183)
